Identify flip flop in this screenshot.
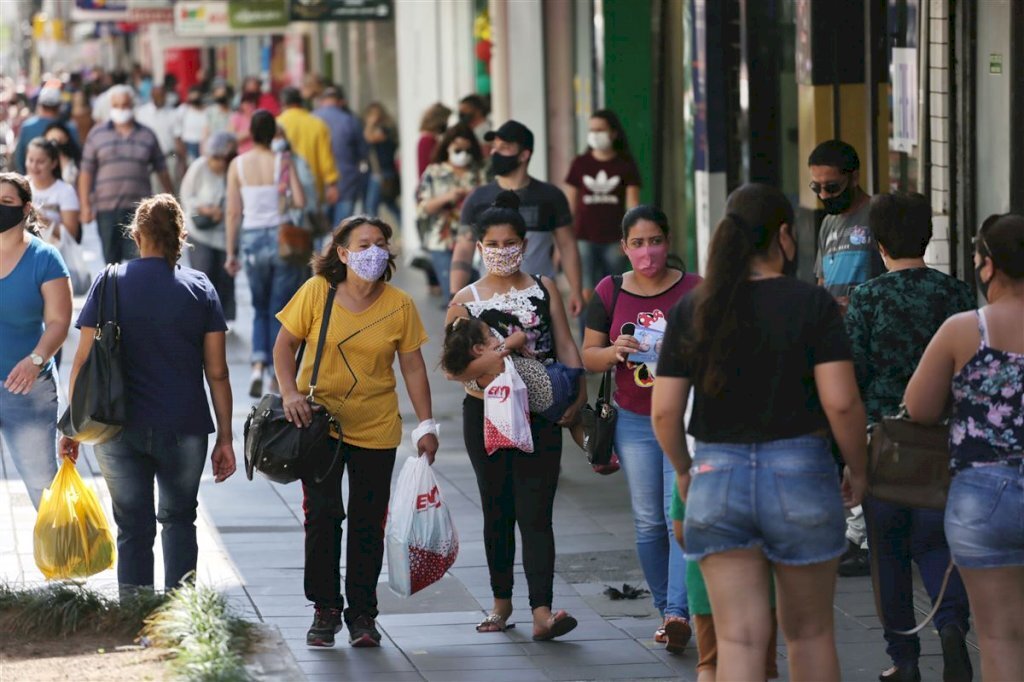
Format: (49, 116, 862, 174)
(532, 611, 578, 641)
(476, 613, 515, 633)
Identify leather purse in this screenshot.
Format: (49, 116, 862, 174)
(275, 153, 313, 267)
(243, 284, 342, 485)
(59, 265, 127, 445)
(867, 406, 951, 510)
(580, 370, 618, 467)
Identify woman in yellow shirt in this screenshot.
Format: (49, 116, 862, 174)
(274, 216, 438, 650)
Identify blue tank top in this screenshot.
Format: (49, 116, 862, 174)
(949, 309, 1024, 472)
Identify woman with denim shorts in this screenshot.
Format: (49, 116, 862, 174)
(224, 109, 306, 399)
(0, 172, 71, 510)
(62, 194, 237, 594)
(582, 205, 702, 652)
(652, 183, 868, 682)
(905, 213, 1024, 682)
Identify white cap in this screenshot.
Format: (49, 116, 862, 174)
(38, 86, 61, 107)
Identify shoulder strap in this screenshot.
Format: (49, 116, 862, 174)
(469, 283, 481, 302)
(308, 283, 337, 399)
(96, 264, 110, 326)
(977, 309, 989, 349)
(236, 154, 247, 186)
(530, 273, 549, 301)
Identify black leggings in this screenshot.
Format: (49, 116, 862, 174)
(463, 394, 562, 609)
(301, 441, 396, 621)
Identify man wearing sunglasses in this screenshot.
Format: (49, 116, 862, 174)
(809, 140, 885, 312)
(808, 140, 886, 580)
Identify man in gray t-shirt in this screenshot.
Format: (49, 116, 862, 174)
(450, 120, 583, 317)
(809, 140, 885, 310)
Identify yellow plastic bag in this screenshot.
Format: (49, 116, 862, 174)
(33, 459, 116, 580)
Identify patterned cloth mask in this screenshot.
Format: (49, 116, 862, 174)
(346, 244, 391, 281)
(481, 245, 523, 277)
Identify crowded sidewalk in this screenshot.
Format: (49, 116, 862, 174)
(0, 226, 980, 681)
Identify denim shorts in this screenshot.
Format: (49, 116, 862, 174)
(944, 463, 1024, 569)
(683, 435, 846, 565)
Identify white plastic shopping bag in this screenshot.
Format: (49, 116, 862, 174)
(483, 357, 533, 454)
(386, 456, 459, 597)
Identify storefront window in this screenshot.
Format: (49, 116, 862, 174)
(887, 0, 921, 192)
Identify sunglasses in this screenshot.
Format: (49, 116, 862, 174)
(808, 176, 848, 196)
(972, 233, 992, 257)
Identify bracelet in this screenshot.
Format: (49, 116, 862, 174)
(411, 419, 440, 446)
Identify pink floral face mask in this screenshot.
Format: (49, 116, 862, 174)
(480, 244, 523, 277)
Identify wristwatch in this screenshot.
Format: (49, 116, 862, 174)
(29, 353, 44, 367)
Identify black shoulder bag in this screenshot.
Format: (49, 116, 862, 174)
(243, 284, 342, 485)
(580, 276, 623, 467)
(59, 264, 127, 445)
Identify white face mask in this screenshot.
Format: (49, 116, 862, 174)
(110, 107, 134, 125)
(271, 139, 288, 153)
(587, 130, 612, 152)
(449, 149, 471, 168)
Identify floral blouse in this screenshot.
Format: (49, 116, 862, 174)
(415, 161, 485, 251)
(949, 309, 1024, 472)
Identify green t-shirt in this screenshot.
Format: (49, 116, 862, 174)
(671, 481, 775, 616)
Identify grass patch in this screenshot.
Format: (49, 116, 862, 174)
(142, 582, 257, 682)
(1, 582, 258, 681)
(0, 582, 166, 638)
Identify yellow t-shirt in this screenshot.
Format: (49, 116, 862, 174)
(276, 276, 429, 449)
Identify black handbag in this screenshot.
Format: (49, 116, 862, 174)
(190, 211, 219, 231)
(580, 276, 623, 467)
(59, 264, 127, 445)
(243, 284, 342, 485)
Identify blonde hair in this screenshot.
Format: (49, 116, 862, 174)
(128, 194, 187, 265)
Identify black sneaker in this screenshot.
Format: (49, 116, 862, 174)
(838, 542, 870, 577)
(939, 624, 973, 682)
(347, 613, 382, 648)
(306, 606, 342, 647)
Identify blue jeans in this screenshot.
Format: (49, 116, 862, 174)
(685, 435, 846, 565)
(240, 226, 306, 366)
(945, 463, 1024, 568)
(578, 240, 625, 291)
(0, 370, 59, 509)
(864, 496, 971, 665)
(93, 427, 209, 590)
(97, 208, 139, 264)
(614, 406, 689, 618)
(363, 174, 400, 222)
(331, 198, 358, 227)
(428, 249, 453, 302)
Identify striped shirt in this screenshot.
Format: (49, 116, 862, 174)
(80, 121, 166, 212)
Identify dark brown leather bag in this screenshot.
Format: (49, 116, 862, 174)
(867, 407, 951, 511)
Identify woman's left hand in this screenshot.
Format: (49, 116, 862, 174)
(4, 358, 41, 395)
(60, 436, 80, 463)
(417, 433, 439, 466)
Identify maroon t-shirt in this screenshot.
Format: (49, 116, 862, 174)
(585, 272, 702, 415)
(565, 152, 642, 243)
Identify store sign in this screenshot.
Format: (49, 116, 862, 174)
(228, 0, 288, 29)
(890, 47, 918, 153)
(290, 0, 392, 22)
(127, 0, 172, 23)
(175, 0, 230, 35)
(72, 0, 130, 21)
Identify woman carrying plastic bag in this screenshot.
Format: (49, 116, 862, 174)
(34, 459, 116, 580)
(386, 429, 459, 597)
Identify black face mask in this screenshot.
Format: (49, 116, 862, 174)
(215, 96, 229, 106)
(975, 261, 993, 300)
(780, 233, 799, 277)
(458, 112, 474, 125)
(490, 152, 521, 177)
(0, 204, 25, 233)
(821, 184, 854, 215)
(56, 143, 74, 157)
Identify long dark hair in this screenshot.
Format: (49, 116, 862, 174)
(0, 172, 42, 236)
(43, 121, 81, 165)
(686, 183, 794, 395)
(312, 215, 397, 284)
(590, 109, 633, 161)
(430, 123, 483, 166)
(440, 316, 488, 375)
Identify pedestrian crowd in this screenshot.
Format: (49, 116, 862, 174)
(1, 69, 1022, 682)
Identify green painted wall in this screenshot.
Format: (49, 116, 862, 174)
(602, 0, 654, 205)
